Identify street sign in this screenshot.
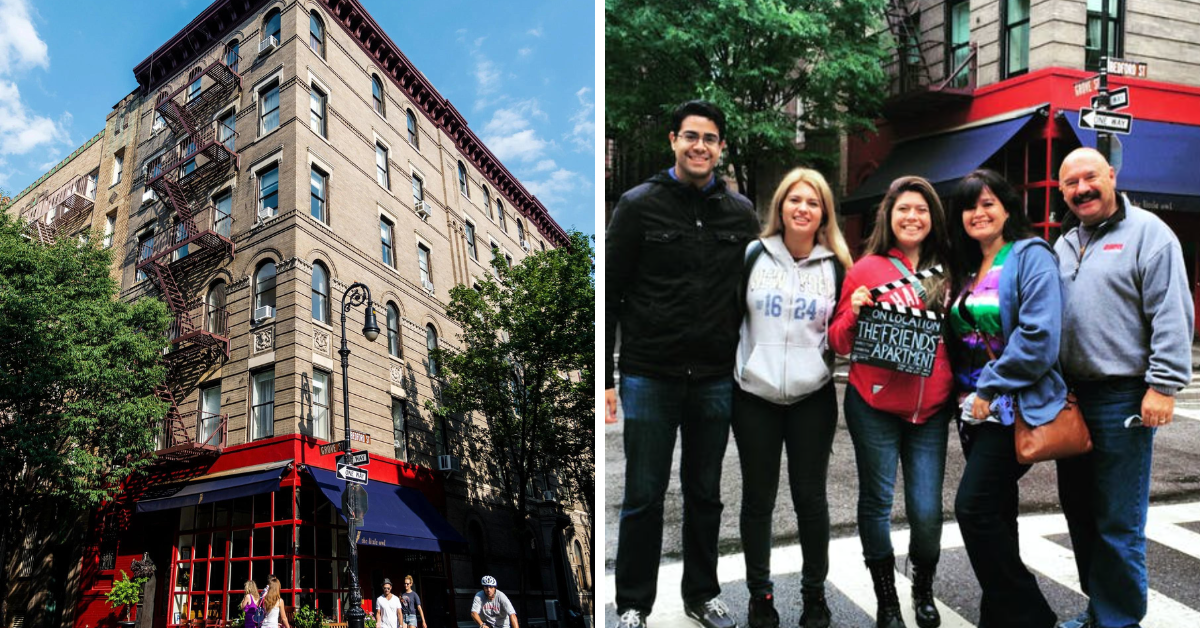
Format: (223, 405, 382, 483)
(1107, 57, 1148, 78)
(338, 450, 370, 467)
(319, 441, 348, 456)
(1074, 76, 1099, 97)
(1092, 87, 1130, 111)
(1079, 108, 1133, 135)
(350, 429, 371, 445)
(336, 462, 368, 485)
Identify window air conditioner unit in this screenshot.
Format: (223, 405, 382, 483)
(142, 188, 158, 204)
(421, 280, 435, 294)
(437, 455, 461, 473)
(258, 36, 279, 56)
(257, 206, 275, 222)
(415, 201, 429, 220)
(255, 305, 275, 321)
(542, 490, 555, 502)
(521, 240, 530, 252)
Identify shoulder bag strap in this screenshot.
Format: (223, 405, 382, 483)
(886, 256, 928, 301)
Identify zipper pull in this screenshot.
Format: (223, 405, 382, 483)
(696, 218, 703, 228)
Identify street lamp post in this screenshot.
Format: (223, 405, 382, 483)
(338, 282, 379, 628)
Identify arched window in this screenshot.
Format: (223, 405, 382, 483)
(387, 303, 401, 358)
(482, 187, 490, 214)
(263, 9, 281, 44)
(225, 40, 240, 73)
(406, 109, 419, 147)
(311, 262, 330, 324)
(517, 219, 526, 245)
(425, 324, 438, 377)
(206, 281, 226, 334)
(254, 260, 277, 313)
(372, 75, 385, 116)
(497, 200, 506, 232)
(573, 539, 590, 588)
(457, 161, 469, 197)
(309, 11, 325, 57)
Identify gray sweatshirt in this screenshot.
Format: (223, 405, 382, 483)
(1053, 197, 1194, 395)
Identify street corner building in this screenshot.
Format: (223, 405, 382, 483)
(839, 1, 1200, 335)
(1, 2, 592, 628)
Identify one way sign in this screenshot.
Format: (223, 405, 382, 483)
(1079, 108, 1133, 135)
(336, 462, 368, 486)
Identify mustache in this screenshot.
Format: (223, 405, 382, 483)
(1072, 190, 1101, 205)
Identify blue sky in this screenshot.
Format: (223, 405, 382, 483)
(0, 0, 596, 235)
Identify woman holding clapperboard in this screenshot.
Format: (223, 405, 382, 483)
(945, 169, 1064, 628)
(829, 176, 954, 628)
(731, 167, 853, 628)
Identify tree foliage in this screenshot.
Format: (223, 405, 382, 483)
(427, 231, 594, 608)
(606, 0, 890, 201)
(0, 210, 170, 614)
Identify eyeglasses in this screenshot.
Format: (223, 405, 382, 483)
(676, 131, 721, 147)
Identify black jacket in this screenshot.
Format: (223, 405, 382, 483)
(605, 170, 759, 388)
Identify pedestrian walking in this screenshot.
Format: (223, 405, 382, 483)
(471, 576, 518, 628)
(240, 580, 262, 628)
(375, 578, 403, 628)
(829, 176, 954, 628)
(258, 575, 290, 628)
(946, 169, 1063, 628)
(1053, 147, 1194, 628)
(400, 575, 425, 628)
(605, 99, 759, 628)
(732, 167, 853, 628)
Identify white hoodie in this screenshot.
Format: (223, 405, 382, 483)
(734, 235, 838, 404)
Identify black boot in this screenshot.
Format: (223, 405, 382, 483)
(798, 587, 830, 628)
(747, 593, 780, 628)
(910, 559, 940, 628)
(865, 556, 906, 628)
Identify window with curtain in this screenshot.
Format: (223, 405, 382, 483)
(311, 263, 330, 324)
(312, 369, 330, 440)
(251, 369, 275, 440)
(255, 261, 276, 311)
(946, 0, 971, 88)
(387, 303, 401, 358)
(206, 281, 226, 334)
(380, 218, 395, 267)
(1003, 0, 1030, 77)
(259, 82, 280, 134)
(258, 165, 279, 217)
(376, 143, 389, 188)
(199, 384, 222, 446)
(412, 174, 424, 208)
(392, 399, 407, 462)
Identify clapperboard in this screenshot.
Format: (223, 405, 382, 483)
(849, 265, 944, 377)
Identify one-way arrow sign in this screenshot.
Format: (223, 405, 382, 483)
(1091, 87, 1130, 111)
(338, 450, 370, 467)
(336, 462, 368, 485)
(1079, 108, 1133, 135)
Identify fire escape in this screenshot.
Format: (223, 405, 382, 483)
(20, 174, 97, 245)
(882, 0, 977, 118)
(136, 53, 242, 463)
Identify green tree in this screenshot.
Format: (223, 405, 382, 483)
(427, 231, 594, 615)
(606, 0, 890, 202)
(0, 211, 171, 623)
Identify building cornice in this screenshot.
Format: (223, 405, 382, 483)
(133, 0, 269, 93)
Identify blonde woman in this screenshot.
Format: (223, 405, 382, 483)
(240, 580, 262, 628)
(732, 167, 852, 628)
(400, 575, 426, 628)
(258, 575, 290, 628)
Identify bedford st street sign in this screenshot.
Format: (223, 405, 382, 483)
(336, 462, 368, 485)
(1107, 57, 1148, 78)
(1079, 108, 1133, 135)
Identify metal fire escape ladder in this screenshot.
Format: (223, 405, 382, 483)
(153, 381, 193, 450)
(884, 0, 933, 90)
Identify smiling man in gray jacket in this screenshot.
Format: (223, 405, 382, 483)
(1053, 147, 1194, 628)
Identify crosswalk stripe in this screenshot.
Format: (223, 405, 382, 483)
(1144, 520, 1200, 560)
(1171, 406, 1200, 422)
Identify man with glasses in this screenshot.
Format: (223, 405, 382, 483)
(606, 100, 758, 628)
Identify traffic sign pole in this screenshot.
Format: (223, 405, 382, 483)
(1098, 56, 1111, 162)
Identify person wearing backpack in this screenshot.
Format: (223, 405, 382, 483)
(240, 580, 262, 628)
(732, 167, 852, 628)
(829, 176, 955, 628)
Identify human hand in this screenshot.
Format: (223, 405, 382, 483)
(1140, 388, 1175, 427)
(850, 286, 875, 316)
(605, 388, 619, 424)
(972, 394, 992, 421)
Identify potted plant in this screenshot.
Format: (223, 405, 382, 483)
(293, 606, 323, 628)
(105, 570, 148, 628)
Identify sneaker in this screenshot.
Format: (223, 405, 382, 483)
(618, 609, 646, 628)
(685, 597, 737, 628)
(1057, 612, 1092, 628)
(747, 594, 780, 628)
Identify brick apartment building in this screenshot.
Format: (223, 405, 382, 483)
(1, 2, 593, 628)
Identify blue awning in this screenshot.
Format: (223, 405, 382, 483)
(136, 461, 291, 513)
(1065, 111, 1200, 212)
(845, 109, 1045, 212)
(307, 467, 468, 553)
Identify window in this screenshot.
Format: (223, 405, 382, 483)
(206, 281, 226, 335)
(418, 244, 432, 288)
(251, 369, 275, 440)
(86, 172, 98, 199)
(539, 240, 545, 252)
(255, 261, 276, 312)
(465, 221, 477, 260)
(225, 40, 240, 73)
(372, 76, 385, 116)
(504, 252, 513, 267)
(153, 113, 166, 133)
(406, 109, 419, 147)
(173, 220, 190, 261)
(946, 0, 971, 89)
(310, 166, 328, 223)
(392, 399, 407, 462)
(187, 69, 202, 103)
(497, 200, 506, 232)
(380, 218, 395, 267)
(412, 174, 424, 210)
(258, 165, 279, 218)
(517, 220, 526, 246)
(263, 10, 281, 44)
(1003, 0, 1030, 77)
(387, 303, 401, 358)
(103, 212, 116, 248)
(199, 384, 222, 447)
(310, 85, 327, 137)
(311, 369, 331, 440)
(259, 82, 279, 135)
(136, 231, 153, 281)
(457, 161, 469, 197)
(425, 324, 439, 378)
(1086, 0, 1123, 71)
(214, 191, 232, 238)
(112, 153, 123, 186)
(219, 110, 236, 151)
(376, 143, 389, 188)
(434, 414, 446, 457)
(312, 262, 330, 324)
(482, 187, 491, 215)
(309, 12, 325, 57)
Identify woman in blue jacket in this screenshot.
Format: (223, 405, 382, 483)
(946, 169, 1065, 628)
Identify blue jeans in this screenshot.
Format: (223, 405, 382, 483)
(844, 386, 950, 564)
(614, 373, 733, 613)
(1057, 378, 1155, 628)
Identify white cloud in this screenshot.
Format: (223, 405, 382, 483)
(518, 47, 533, 58)
(0, 81, 70, 156)
(485, 129, 547, 163)
(534, 159, 557, 172)
(525, 168, 590, 214)
(0, 0, 49, 74)
(475, 57, 501, 96)
(527, 27, 543, 37)
(568, 87, 595, 153)
(482, 100, 551, 162)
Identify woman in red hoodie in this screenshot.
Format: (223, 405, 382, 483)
(829, 176, 955, 628)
